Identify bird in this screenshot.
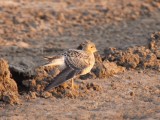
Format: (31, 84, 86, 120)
(43, 40, 97, 91)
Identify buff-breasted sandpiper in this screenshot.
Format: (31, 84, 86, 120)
(44, 40, 97, 91)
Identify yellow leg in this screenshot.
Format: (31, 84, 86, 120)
(72, 79, 74, 90)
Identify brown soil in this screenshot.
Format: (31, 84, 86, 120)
(0, 59, 19, 105)
(104, 32, 160, 70)
(0, 0, 160, 119)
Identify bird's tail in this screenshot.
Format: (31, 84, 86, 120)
(43, 56, 65, 67)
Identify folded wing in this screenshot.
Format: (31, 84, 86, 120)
(44, 67, 80, 91)
(64, 49, 90, 70)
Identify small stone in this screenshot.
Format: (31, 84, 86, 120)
(29, 91, 37, 99)
(41, 92, 52, 98)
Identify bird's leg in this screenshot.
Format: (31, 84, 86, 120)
(71, 78, 74, 91)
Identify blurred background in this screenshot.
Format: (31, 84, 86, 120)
(0, 0, 160, 67)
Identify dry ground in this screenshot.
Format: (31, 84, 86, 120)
(0, 0, 160, 120)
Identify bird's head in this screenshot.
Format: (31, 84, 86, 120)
(80, 40, 97, 53)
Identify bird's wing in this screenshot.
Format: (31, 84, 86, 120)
(64, 49, 90, 70)
(44, 67, 80, 91)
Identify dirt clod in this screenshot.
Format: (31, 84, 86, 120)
(149, 32, 160, 59)
(0, 59, 19, 104)
(104, 44, 160, 70)
(86, 82, 102, 91)
(93, 60, 125, 78)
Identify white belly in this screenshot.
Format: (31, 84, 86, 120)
(80, 65, 94, 75)
(80, 56, 95, 75)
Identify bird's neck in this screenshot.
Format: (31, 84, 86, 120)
(85, 50, 94, 55)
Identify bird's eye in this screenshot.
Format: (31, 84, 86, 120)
(81, 43, 85, 46)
